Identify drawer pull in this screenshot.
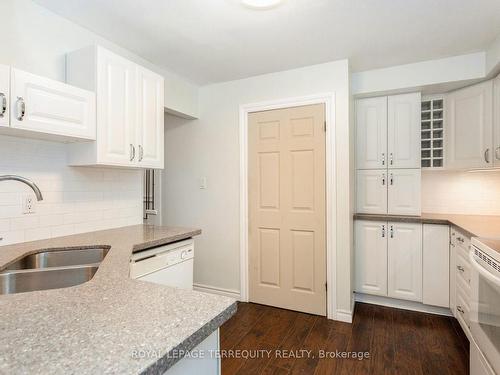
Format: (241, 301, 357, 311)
(457, 265, 465, 272)
(457, 306, 465, 314)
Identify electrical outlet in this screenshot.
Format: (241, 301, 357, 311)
(22, 194, 36, 214)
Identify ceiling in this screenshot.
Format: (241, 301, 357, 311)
(34, 0, 500, 85)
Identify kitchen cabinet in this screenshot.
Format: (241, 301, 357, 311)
(422, 224, 450, 308)
(387, 222, 422, 302)
(445, 80, 493, 169)
(387, 168, 421, 215)
(356, 93, 420, 170)
(355, 220, 388, 296)
(0, 64, 9, 128)
(7, 68, 96, 140)
(356, 96, 387, 169)
(388, 93, 421, 168)
(356, 169, 387, 214)
(494, 75, 500, 167)
(66, 45, 164, 169)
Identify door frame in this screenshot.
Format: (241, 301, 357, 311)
(239, 93, 337, 320)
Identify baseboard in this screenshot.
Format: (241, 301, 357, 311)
(355, 293, 453, 316)
(193, 283, 241, 300)
(336, 309, 353, 323)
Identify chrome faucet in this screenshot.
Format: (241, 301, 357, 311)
(0, 175, 43, 201)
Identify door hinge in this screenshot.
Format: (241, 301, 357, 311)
(325, 282, 328, 291)
(323, 121, 327, 132)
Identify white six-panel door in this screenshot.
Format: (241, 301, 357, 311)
(387, 93, 421, 169)
(0, 64, 9, 128)
(387, 222, 422, 302)
(10, 68, 96, 139)
(387, 168, 421, 216)
(356, 97, 388, 169)
(445, 80, 493, 169)
(97, 48, 137, 166)
(355, 220, 387, 296)
(494, 76, 500, 167)
(356, 169, 387, 214)
(137, 66, 164, 169)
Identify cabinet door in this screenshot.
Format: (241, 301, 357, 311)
(388, 222, 422, 302)
(387, 168, 421, 216)
(445, 80, 493, 169)
(422, 224, 450, 308)
(10, 68, 96, 139)
(356, 97, 387, 169)
(0, 64, 9, 127)
(137, 67, 164, 169)
(494, 75, 500, 167)
(356, 169, 387, 214)
(97, 48, 137, 166)
(355, 220, 388, 296)
(387, 93, 421, 168)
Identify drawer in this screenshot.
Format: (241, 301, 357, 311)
(456, 249, 471, 286)
(456, 288, 470, 334)
(456, 270, 471, 297)
(452, 227, 470, 252)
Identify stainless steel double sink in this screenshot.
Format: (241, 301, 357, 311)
(0, 247, 109, 295)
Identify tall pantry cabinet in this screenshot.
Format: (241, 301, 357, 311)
(356, 92, 421, 216)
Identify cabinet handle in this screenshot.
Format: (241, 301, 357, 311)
(484, 148, 490, 163)
(16, 97, 25, 121)
(381, 225, 385, 238)
(390, 153, 393, 165)
(390, 173, 394, 186)
(390, 225, 394, 238)
(0, 93, 6, 117)
(457, 265, 465, 272)
(457, 237, 464, 243)
(382, 173, 386, 186)
(382, 153, 385, 166)
(457, 306, 464, 314)
(496, 147, 500, 161)
(138, 145, 144, 162)
(130, 144, 136, 161)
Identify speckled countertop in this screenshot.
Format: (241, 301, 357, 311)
(354, 212, 500, 239)
(0, 225, 237, 375)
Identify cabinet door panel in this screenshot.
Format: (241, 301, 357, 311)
(388, 93, 421, 169)
(137, 67, 164, 169)
(356, 97, 387, 169)
(387, 168, 421, 216)
(445, 80, 493, 169)
(356, 170, 387, 214)
(10, 68, 95, 139)
(0, 64, 9, 128)
(494, 76, 500, 167)
(422, 224, 450, 308)
(388, 222, 422, 302)
(97, 48, 137, 165)
(355, 220, 388, 296)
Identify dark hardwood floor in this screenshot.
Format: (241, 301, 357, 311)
(220, 302, 469, 375)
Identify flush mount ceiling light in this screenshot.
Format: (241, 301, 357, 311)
(241, 0, 284, 10)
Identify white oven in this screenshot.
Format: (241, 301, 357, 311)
(470, 238, 500, 375)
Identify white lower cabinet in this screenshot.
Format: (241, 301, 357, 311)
(0, 64, 9, 128)
(356, 170, 387, 214)
(387, 169, 421, 215)
(422, 224, 450, 307)
(355, 220, 387, 296)
(387, 222, 422, 302)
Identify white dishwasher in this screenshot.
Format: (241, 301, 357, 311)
(130, 239, 194, 289)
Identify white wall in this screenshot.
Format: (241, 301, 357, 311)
(0, 136, 142, 246)
(0, 0, 199, 118)
(163, 60, 353, 316)
(422, 171, 500, 215)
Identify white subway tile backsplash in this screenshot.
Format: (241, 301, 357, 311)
(0, 135, 143, 247)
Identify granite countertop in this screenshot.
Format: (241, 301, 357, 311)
(0, 225, 237, 375)
(354, 212, 500, 238)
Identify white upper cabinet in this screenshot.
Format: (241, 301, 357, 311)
(445, 80, 493, 169)
(494, 75, 500, 167)
(137, 67, 164, 169)
(387, 168, 421, 216)
(356, 97, 387, 169)
(355, 220, 388, 296)
(66, 46, 165, 169)
(388, 93, 421, 168)
(356, 169, 387, 214)
(0, 64, 9, 128)
(387, 222, 422, 302)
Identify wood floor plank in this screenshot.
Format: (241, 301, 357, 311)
(369, 305, 396, 375)
(392, 309, 424, 375)
(313, 320, 352, 375)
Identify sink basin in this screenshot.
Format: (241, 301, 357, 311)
(0, 265, 99, 295)
(2, 248, 109, 271)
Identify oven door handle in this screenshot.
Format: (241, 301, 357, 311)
(470, 252, 500, 287)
